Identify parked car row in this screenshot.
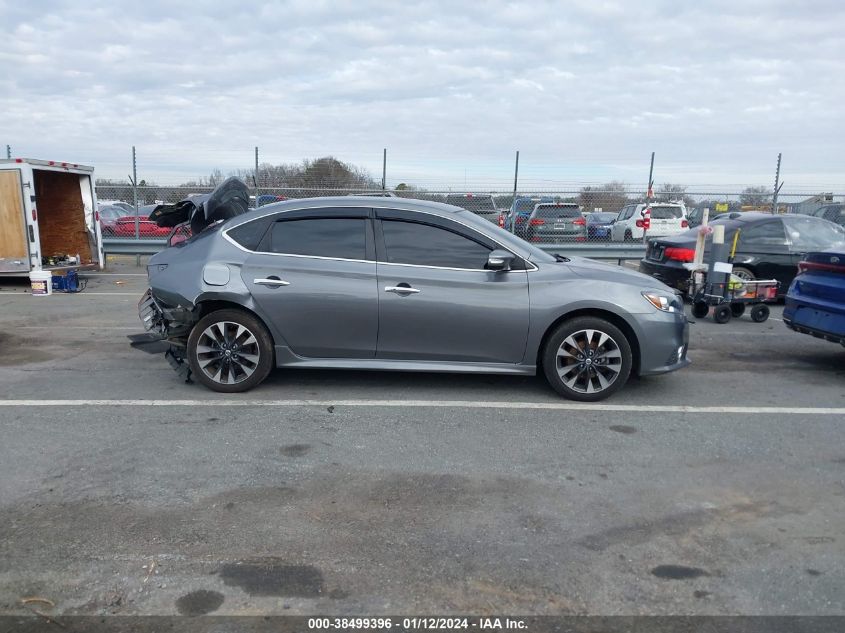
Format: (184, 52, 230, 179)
(639, 212, 845, 296)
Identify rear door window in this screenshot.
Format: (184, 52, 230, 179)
(269, 218, 367, 260)
(381, 220, 491, 269)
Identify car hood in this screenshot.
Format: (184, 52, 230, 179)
(561, 256, 677, 292)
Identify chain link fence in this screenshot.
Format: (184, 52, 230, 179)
(95, 182, 844, 248)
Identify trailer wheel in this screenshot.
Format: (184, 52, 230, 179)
(713, 304, 732, 324)
(730, 303, 746, 318)
(692, 301, 709, 319)
(750, 304, 770, 323)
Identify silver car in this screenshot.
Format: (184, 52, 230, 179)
(140, 196, 689, 401)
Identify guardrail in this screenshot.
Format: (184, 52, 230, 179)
(103, 238, 646, 262)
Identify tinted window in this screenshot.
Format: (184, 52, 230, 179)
(649, 206, 683, 219)
(228, 219, 271, 251)
(782, 216, 845, 251)
(738, 221, 787, 247)
(382, 220, 491, 269)
(535, 205, 580, 219)
(269, 218, 366, 260)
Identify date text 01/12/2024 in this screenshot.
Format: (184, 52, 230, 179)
(307, 617, 528, 630)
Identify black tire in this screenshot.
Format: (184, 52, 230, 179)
(732, 266, 755, 281)
(730, 302, 746, 318)
(692, 301, 709, 319)
(542, 316, 633, 402)
(750, 304, 770, 323)
(624, 230, 634, 243)
(187, 309, 274, 393)
(713, 304, 732, 324)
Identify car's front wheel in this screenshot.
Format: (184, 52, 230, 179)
(187, 309, 274, 393)
(542, 317, 633, 402)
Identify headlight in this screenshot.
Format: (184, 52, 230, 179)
(642, 291, 683, 313)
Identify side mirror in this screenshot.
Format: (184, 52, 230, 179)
(487, 249, 515, 271)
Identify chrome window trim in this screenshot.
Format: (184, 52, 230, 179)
(222, 205, 538, 272)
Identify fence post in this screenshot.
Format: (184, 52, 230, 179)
(772, 152, 783, 214)
(511, 150, 519, 233)
(643, 151, 655, 244)
(255, 146, 259, 207)
(382, 148, 387, 191)
(132, 146, 140, 265)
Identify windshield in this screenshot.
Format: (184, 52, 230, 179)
(783, 216, 845, 250)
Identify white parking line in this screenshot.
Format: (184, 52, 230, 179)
(16, 326, 140, 330)
(0, 400, 842, 415)
(0, 290, 138, 299)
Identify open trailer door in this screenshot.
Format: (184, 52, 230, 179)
(0, 169, 30, 273)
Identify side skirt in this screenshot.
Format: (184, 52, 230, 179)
(273, 346, 536, 376)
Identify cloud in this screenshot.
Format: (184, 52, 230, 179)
(0, 0, 843, 190)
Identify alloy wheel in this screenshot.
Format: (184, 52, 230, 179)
(556, 328, 623, 394)
(195, 321, 261, 385)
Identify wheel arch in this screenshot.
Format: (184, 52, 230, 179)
(193, 298, 277, 346)
(535, 308, 642, 376)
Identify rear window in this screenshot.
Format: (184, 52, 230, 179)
(535, 205, 581, 219)
(590, 213, 616, 222)
(445, 195, 496, 212)
(649, 206, 683, 219)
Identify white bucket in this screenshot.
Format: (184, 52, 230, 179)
(29, 270, 53, 296)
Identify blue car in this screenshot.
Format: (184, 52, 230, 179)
(783, 249, 845, 346)
(506, 196, 554, 236)
(587, 212, 617, 240)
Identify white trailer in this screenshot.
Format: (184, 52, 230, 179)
(0, 158, 104, 274)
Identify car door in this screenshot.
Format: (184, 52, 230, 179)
(374, 209, 530, 364)
(239, 207, 379, 359)
(734, 219, 792, 283)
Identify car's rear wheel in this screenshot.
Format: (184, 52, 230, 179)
(187, 309, 274, 393)
(542, 317, 633, 402)
(624, 230, 634, 242)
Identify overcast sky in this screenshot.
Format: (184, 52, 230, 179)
(1, 0, 843, 193)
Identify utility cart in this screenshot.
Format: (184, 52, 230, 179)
(689, 275, 779, 324)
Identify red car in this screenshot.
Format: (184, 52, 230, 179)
(110, 205, 172, 238)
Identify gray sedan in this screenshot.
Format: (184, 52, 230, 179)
(140, 197, 689, 401)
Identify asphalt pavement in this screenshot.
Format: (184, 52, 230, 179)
(0, 257, 843, 617)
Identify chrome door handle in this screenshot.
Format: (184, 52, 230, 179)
(254, 278, 290, 287)
(385, 285, 420, 294)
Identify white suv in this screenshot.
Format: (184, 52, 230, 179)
(611, 202, 688, 242)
